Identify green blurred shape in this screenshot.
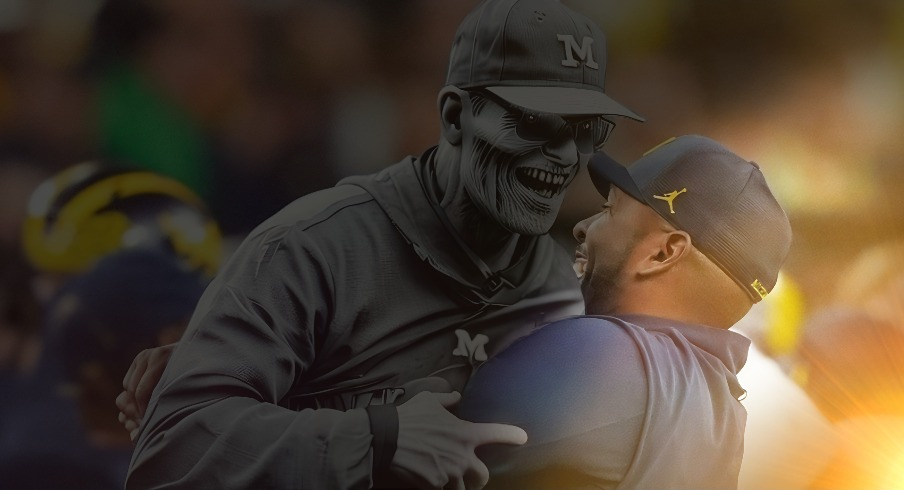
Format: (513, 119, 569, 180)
(97, 64, 212, 199)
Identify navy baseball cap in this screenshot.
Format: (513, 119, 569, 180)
(588, 135, 792, 303)
(43, 249, 208, 382)
(446, 0, 643, 120)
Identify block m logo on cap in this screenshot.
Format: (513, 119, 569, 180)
(557, 34, 599, 69)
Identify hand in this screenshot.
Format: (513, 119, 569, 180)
(391, 391, 527, 490)
(396, 376, 454, 404)
(115, 343, 176, 441)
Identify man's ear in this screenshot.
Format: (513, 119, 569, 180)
(437, 86, 465, 146)
(637, 230, 692, 277)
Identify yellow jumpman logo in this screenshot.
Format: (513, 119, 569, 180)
(653, 188, 687, 214)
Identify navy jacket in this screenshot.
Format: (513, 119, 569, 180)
(460, 314, 750, 490)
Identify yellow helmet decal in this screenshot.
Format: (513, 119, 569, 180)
(23, 163, 222, 277)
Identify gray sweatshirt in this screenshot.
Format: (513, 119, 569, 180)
(126, 150, 583, 489)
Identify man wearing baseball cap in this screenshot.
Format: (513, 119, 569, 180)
(459, 135, 792, 489)
(125, 1, 643, 489)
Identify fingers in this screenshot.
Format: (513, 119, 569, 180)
(397, 376, 455, 404)
(122, 408, 140, 430)
(434, 391, 462, 409)
(116, 390, 142, 430)
(119, 410, 142, 443)
(121, 350, 140, 391)
(115, 390, 132, 414)
(463, 457, 490, 490)
(441, 457, 489, 490)
(444, 480, 467, 490)
(467, 422, 528, 447)
(134, 364, 161, 419)
(123, 349, 150, 398)
(392, 391, 519, 490)
(130, 344, 173, 418)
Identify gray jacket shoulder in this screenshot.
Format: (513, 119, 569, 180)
(252, 185, 374, 234)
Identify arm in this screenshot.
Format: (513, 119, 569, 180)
(127, 221, 527, 490)
(126, 224, 380, 489)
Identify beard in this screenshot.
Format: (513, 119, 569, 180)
(581, 242, 633, 316)
(462, 131, 566, 236)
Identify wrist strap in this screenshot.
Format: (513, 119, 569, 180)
(366, 404, 399, 473)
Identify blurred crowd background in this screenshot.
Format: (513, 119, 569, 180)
(0, 0, 902, 488)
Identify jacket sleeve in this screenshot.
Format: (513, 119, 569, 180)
(126, 222, 376, 490)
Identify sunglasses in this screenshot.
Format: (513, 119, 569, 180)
(471, 90, 616, 153)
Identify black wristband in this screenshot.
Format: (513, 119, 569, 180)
(365, 404, 399, 473)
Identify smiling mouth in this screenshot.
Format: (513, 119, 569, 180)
(574, 249, 587, 279)
(516, 167, 568, 199)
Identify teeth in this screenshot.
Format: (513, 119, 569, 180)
(573, 258, 586, 279)
(518, 168, 570, 199)
(523, 168, 568, 185)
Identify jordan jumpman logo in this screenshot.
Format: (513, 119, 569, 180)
(653, 188, 687, 214)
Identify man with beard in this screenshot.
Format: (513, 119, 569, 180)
(123, 1, 643, 489)
(458, 135, 793, 489)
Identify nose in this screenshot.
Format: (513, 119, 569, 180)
(541, 129, 579, 168)
(573, 216, 590, 243)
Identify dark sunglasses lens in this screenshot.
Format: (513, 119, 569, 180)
(599, 119, 615, 149)
(482, 91, 616, 151)
(583, 118, 615, 152)
(572, 120, 596, 153)
(516, 113, 564, 142)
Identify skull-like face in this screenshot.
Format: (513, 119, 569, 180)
(458, 91, 611, 235)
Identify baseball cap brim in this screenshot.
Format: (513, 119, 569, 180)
(587, 152, 645, 202)
(487, 86, 645, 121)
